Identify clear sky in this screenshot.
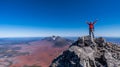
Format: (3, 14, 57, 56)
(0, 0, 120, 37)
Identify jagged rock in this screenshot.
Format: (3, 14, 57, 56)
(50, 36, 120, 67)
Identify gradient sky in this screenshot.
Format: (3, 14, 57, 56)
(0, 0, 120, 37)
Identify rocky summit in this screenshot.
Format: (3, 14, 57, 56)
(50, 36, 120, 67)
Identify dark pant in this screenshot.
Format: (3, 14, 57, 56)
(89, 29, 94, 38)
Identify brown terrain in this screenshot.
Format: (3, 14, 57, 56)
(8, 40, 69, 67)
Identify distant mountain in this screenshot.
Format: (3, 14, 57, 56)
(42, 36, 74, 47)
(0, 37, 119, 46)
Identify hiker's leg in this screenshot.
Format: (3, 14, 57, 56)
(89, 29, 91, 37)
(91, 30, 94, 42)
(90, 29, 93, 38)
(92, 30, 94, 38)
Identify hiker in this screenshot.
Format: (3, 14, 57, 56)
(86, 20, 97, 39)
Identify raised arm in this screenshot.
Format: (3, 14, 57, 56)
(86, 21, 89, 24)
(93, 20, 97, 24)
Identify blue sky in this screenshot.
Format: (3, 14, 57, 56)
(0, 0, 120, 37)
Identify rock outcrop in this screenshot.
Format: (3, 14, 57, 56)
(50, 36, 120, 67)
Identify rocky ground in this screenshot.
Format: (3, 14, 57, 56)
(50, 36, 120, 67)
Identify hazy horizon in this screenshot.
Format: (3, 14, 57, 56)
(0, 36, 120, 38)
